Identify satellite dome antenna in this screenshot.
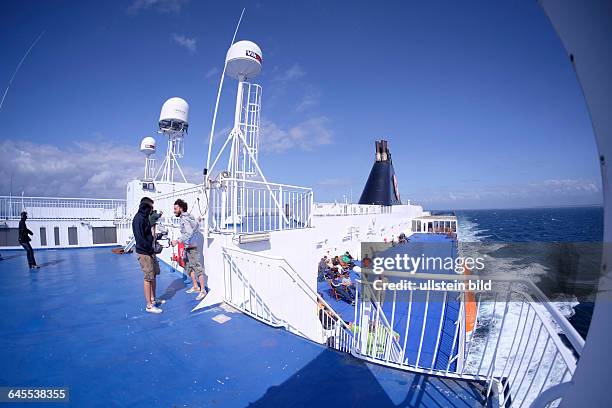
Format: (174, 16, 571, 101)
(221, 40, 267, 226)
(155, 97, 189, 183)
(140, 136, 156, 181)
(224, 40, 263, 181)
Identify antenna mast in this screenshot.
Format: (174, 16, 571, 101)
(155, 97, 189, 183)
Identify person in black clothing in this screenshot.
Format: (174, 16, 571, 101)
(132, 197, 163, 314)
(19, 212, 38, 269)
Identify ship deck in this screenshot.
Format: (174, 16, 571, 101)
(319, 233, 462, 370)
(0, 247, 494, 407)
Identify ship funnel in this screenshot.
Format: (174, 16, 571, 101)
(358, 140, 401, 205)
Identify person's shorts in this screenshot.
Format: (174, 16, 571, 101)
(185, 247, 204, 278)
(137, 254, 160, 282)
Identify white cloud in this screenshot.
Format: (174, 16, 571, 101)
(412, 178, 601, 206)
(205, 66, 220, 79)
(0, 140, 201, 198)
(296, 89, 321, 112)
(533, 179, 600, 193)
(127, 0, 188, 14)
(260, 116, 333, 153)
(172, 34, 197, 53)
(272, 63, 306, 82)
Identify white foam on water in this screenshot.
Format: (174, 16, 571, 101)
(457, 213, 577, 405)
(550, 294, 579, 319)
(457, 217, 487, 242)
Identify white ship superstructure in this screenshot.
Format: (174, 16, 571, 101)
(0, 14, 595, 406)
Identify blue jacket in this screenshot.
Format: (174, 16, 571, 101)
(132, 202, 155, 255)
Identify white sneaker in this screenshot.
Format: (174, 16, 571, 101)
(146, 305, 163, 314)
(185, 287, 199, 294)
(195, 290, 208, 301)
(152, 298, 166, 306)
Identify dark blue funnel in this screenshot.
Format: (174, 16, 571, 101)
(358, 140, 401, 206)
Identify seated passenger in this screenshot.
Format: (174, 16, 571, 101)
(318, 298, 337, 347)
(331, 257, 345, 274)
(329, 275, 355, 305)
(340, 271, 352, 285)
(318, 256, 330, 282)
(335, 274, 356, 303)
(324, 267, 336, 280)
(398, 232, 407, 244)
(341, 274, 356, 300)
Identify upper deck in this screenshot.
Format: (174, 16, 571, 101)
(0, 247, 493, 407)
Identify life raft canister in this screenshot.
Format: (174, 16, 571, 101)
(464, 266, 477, 334)
(172, 241, 186, 267)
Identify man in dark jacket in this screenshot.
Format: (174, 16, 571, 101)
(19, 211, 38, 269)
(132, 197, 163, 314)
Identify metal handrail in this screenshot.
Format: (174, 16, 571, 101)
(355, 270, 582, 407)
(1, 195, 127, 220)
(361, 270, 584, 355)
(0, 195, 126, 201)
(354, 278, 404, 362)
(222, 246, 353, 334)
(220, 177, 312, 192)
(221, 250, 287, 330)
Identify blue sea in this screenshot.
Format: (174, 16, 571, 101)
(454, 206, 603, 338)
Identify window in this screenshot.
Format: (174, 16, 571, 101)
(92, 227, 117, 244)
(68, 227, 78, 245)
(40, 227, 47, 246)
(0, 228, 20, 246)
(54, 227, 60, 246)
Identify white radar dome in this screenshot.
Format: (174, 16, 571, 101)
(226, 40, 262, 80)
(140, 137, 156, 155)
(159, 97, 189, 132)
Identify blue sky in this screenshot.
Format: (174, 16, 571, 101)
(0, 0, 602, 209)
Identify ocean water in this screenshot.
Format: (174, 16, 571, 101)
(452, 207, 602, 405)
(455, 206, 603, 338)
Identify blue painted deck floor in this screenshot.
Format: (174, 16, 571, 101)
(0, 247, 493, 407)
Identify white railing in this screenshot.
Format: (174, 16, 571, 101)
(115, 184, 207, 229)
(313, 202, 392, 217)
(219, 246, 580, 406)
(210, 177, 313, 234)
(113, 184, 206, 248)
(149, 185, 207, 229)
(353, 272, 583, 408)
(222, 246, 353, 352)
(0, 196, 126, 220)
(115, 179, 312, 236)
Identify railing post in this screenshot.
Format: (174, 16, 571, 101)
(359, 303, 371, 355)
(278, 186, 283, 231)
(220, 184, 227, 231)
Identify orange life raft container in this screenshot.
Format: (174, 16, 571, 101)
(464, 266, 477, 333)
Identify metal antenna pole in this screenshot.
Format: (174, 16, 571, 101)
(204, 8, 246, 237)
(0, 30, 45, 112)
(205, 8, 246, 179)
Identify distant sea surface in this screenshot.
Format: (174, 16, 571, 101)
(455, 206, 603, 338)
